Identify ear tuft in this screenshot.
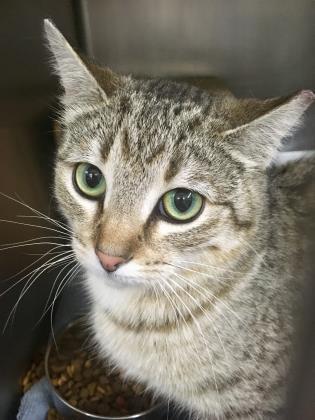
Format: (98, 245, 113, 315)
(43, 19, 107, 108)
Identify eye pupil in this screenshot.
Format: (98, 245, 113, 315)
(84, 165, 102, 188)
(174, 189, 193, 212)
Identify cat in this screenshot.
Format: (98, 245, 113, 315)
(44, 20, 314, 419)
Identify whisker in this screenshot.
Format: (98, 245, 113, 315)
(0, 245, 73, 294)
(173, 271, 258, 364)
(34, 258, 77, 328)
(0, 235, 69, 248)
(175, 259, 244, 275)
(0, 218, 72, 236)
(166, 262, 235, 285)
(41, 252, 76, 277)
(24, 250, 71, 256)
(0, 191, 72, 235)
(150, 280, 162, 310)
(161, 275, 222, 412)
(5, 256, 74, 329)
(164, 265, 260, 345)
(237, 236, 267, 266)
(0, 241, 71, 252)
(50, 263, 81, 348)
(172, 272, 228, 361)
(2, 253, 75, 332)
(17, 215, 72, 236)
(44, 257, 76, 310)
(155, 278, 180, 328)
(159, 275, 205, 369)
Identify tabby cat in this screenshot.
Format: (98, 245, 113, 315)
(44, 20, 314, 419)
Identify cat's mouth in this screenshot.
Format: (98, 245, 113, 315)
(72, 239, 166, 287)
(99, 260, 173, 291)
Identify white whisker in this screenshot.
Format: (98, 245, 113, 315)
(0, 240, 71, 252)
(175, 259, 244, 275)
(0, 191, 72, 235)
(172, 272, 228, 362)
(166, 262, 235, 285)
(2, 252, 75, 332)
(159, 275, 205, 369)
(0, 235, 69, 249)
(17, 215, 72, 236)
(0, 246, 73, 295)
(34, 258, 77, 328)
(0, 218, 71, 236)
(171, 271, 257, 365)
(155, 278, 180, 328)
(50, 263, 81, 349)
(237, 237, 267, 266)
(163, 275, 222, 413)
(165, 264, 260, 349)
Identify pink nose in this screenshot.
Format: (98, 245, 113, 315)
(95, 249, 127, 272)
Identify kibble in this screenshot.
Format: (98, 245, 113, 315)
(20, 322, 155, 418)
(46, 408, 63, 420)
(48, 322, 154, 417)
(20, 349, 45, 393)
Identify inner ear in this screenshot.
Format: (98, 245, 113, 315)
(84, 60, 123, 98)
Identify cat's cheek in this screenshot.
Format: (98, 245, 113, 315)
(156, 205, 209, 237)
(72, 239, 103, 275)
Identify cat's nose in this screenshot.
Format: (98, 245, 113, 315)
(95, 249, 127, 272)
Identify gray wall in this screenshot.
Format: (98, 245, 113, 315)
(82, 0, 315, 149)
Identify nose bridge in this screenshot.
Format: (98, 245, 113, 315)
(96, 213, 140, 258)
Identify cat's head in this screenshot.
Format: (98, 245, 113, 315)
(44, 20, 314, 293)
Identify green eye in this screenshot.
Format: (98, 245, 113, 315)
(74, 163, 106, 198)
(161, 188, 203, 222)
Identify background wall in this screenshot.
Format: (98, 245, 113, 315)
(0, 2, 80, 418)
(82, 0, 315, 150)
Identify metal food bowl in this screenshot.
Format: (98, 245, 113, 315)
(45, 320, 166, 419)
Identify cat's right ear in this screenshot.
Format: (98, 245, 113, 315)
(43, 19, 108, 109)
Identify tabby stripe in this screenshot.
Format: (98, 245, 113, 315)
(212, 201, 253, 229)
(146, 142, 166, 164)
(195, 350, 286, 394)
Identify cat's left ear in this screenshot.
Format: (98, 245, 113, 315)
(43, 19, 108, 108)
(221, 90, 314, 167)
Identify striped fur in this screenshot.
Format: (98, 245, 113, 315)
(45, 20, 315, 419)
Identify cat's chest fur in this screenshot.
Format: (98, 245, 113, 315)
(89, 258, 294, 419)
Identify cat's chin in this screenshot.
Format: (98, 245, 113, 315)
(103, 273, 145, 288)
(86, 268, 148, 290)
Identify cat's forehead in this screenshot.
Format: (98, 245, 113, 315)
(61, 79, 219, 163)
(58, 80, 238, 204)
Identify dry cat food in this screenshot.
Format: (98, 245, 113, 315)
(20, 350, 45, 393)
(20, 322, 156, 418)
(46, 408, 64, 420)
(47, 322, 154, 416)
(20, 352, 63, 419)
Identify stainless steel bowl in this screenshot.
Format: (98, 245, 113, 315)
(45, 321, 165, 419)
